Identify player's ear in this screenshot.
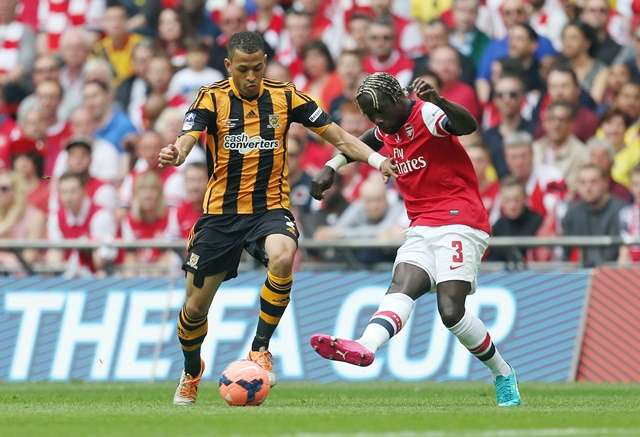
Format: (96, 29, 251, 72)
(224, 57, 232, 74)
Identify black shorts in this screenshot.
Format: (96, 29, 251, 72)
(182, 208, 299, 283)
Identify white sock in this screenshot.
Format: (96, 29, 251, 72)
(448, 311, 511, 377)
(357, 293, 415, 353)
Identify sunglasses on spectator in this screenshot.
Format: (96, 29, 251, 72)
(495, 91, 521, 99)
(0, 185, 12, 193)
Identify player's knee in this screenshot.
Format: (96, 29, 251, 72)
(268, 245, 295, 274)
(183, 299, 209, 320)
(437, 300, 465, 328)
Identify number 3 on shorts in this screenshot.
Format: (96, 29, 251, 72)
(451, 240, 463, 263)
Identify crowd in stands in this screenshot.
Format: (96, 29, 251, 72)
(3, 0, 640, 275)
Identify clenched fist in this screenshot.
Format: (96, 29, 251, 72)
(158, 144, 183, 168)
(310, 166, 336, 200)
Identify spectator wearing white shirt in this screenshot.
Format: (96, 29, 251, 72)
(168, 38, 223, 102)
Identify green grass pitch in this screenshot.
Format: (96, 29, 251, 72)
(1, 382, 639, 436)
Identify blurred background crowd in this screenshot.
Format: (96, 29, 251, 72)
(2, 0, 640, 276)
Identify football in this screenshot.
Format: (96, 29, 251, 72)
(218, 360, 271, 406)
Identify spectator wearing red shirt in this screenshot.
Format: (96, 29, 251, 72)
(34, 80, 72, 176)
(11, 150, 49, 213)
(344, 12, 371, 53)
(155, 8, 188, 69)
(249, 0, 286, 51)
(175, 162, 207, 238)
(47, 172, 117, 277)
(120, 171, 180, 275)
(0, 0, 36, 92)
(503, 131, 566, 218)
(301, 41, 343, 111)
(363, 17, 414, 88)
(368, 0, 422, 56)
(277, 10, 312, 87)
(1, 106, 47, 172)
(429, 45, 481, 121)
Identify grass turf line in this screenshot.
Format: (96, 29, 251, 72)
(0, 382, 639, 436)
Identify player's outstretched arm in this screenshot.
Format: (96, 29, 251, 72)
(158, 134, 197, 168)
(412, 78, 477, 135)
(318, 123, 397, 178)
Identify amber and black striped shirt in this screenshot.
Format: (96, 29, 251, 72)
(181, 78, 331, 215)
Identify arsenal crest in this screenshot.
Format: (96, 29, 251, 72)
(404, 124, 414, 139)
(268, 114, 280, 129)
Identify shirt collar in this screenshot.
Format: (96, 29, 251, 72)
(229, 77, 265, 101)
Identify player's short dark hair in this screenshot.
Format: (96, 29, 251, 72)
(356, 72, 406, 111)
(227, 31, 265, 59)
(59, 171, 86, 187)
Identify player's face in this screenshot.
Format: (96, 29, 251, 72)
(225, 50, 267, 99)
(357, 95, 405, 134)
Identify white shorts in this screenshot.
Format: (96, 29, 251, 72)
(393, 224, 489, 294)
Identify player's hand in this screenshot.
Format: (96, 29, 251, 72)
(158, 144, 181, 168)
(380, 158, 398, 182)
(412, 78, 442, 104)
(311, 166, 336, 200)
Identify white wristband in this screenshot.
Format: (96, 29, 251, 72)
(326, 154, 348, 171)
(367, 152, 387, 170)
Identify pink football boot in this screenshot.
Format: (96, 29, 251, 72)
(310, 334, 375, 367)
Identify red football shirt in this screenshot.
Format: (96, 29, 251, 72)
(377, 100, 491, 234)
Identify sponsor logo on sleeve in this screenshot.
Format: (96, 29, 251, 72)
(182, 112, 196, 130)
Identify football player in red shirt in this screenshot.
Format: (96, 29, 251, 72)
(309, 73, 521, 407)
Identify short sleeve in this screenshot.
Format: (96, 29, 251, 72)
(288, 86, 332, 134)
(180, 87, 216, 141)
(421, 102, 450, 137)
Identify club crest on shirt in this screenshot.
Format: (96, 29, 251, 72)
(186, 253, 199, 269)
(268, 114, 280, 129)
(404, 124, 414, 139)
